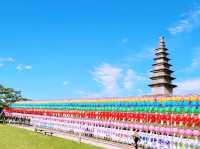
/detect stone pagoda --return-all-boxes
[149,36,177,95]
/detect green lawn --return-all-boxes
[0,125,103,149]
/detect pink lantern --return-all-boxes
[179,129,186,136]
[149,125,154,131]
[138,124,144,131]
[125,123,129,128]
[116,122,120,127]
[96,121,100,125]
[113,122,117,127]
[165,127,171,135]
[143,125,149,131]
[131,124,136,129]
[135,124,140,129]
[185,129,193,136]
[110,122,115,127]
[120,123,125,128]
[171,127,178,134]
[127,123,132,128]
[89,120,92,125]
[160,127,165,133]
[193,130,200,137]
[100,121,104,125]
[154,126,159,132]
[136,124,141,130]
[104,121,108,126]
[128,124,133,129]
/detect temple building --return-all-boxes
[149,36,177,95]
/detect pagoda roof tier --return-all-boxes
[154,56,170,61]
[151,69,174,73]
[155,47,168,51]
[150,75,175,80]
[155,51,169,56]
[152,62,172,67]
[148,83,177,88]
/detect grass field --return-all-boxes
[0,125,103,149]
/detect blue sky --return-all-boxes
[0,0,200,99]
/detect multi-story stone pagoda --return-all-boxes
[149,36,177,95]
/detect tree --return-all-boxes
[0,84,30,111]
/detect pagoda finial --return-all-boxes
[159,36,165,48]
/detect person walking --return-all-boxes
[133,132,140,149]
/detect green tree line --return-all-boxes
[0,84,29,111]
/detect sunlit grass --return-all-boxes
[0,125,103,149]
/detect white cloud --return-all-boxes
[136,89,145,95]
[63,81,69,86]
[179,47,200,72]
[123,69,145,91]
[191,49,200,69]
[7,57,15,62]
[124,46,154,63]
[123,69,134,91]
[168,6,200,34]
[0,64,4,67]
[0,57,14,69]
[175,78,200,94]
[16,64,32,71]
[75,63,146,98]
[0,57,15,62]
[92,63,122,96]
